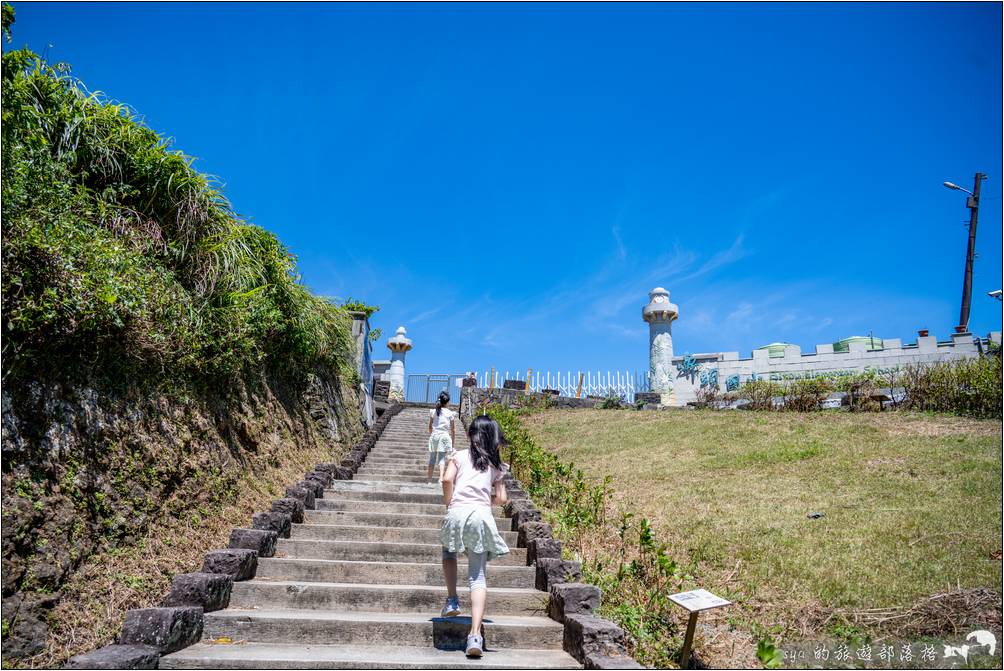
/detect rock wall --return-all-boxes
[0,367,362,660]
[459,387,601,423]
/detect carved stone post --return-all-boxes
[642,288,678,406]
[385,326,412,401]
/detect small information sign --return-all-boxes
[669,589,733,667]
[668,588,731,612]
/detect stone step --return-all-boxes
[319,489,446,505]
[161,642,580,669]
[276,539,525,565]
[354,474,439,484]
[308,498,503,517]
[305,510,510,530]
[368,447,438,457]
[290,523,518,545]
[201,608,563,650]
[228,580,546,615]
[328,481,441,496]
[255,558,534,589]
[358,461,430,470]
[361,455,430,464]
[356,466,436,477]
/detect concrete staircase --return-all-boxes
[161,407,580,669]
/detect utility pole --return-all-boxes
[958,172,986,332]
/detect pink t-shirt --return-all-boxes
[448,449,507,509]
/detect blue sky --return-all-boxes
[12,2,1002,375]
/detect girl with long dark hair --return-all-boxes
[439,415,510,658]
[427,391,456,481]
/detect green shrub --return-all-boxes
[740,379,782,410]
[1,18,358,385]
[596,392,623,409]
[782,378,833,412]
[901,356,1002,419]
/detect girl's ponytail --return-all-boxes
[435,390,450,417]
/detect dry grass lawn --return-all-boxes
[524,408,1002,641]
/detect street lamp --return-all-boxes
[989,290,1003,302]
[943,181,973,194]
[943,173,987,333]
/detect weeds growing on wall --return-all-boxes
[1,9,359,387]
[485,405,694,668]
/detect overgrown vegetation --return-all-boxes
[1,7,367,663]
[1,6,358,387]
[484,403,693,668]
[696,355,1002,419]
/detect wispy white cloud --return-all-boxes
[611,226,627,262]
[679,234,749,282]
[727,302,754,322]
[407,306,443,325]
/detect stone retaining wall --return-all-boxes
[64,404,404,669]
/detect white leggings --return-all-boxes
[442,549,488,590]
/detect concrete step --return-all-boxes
[290,523,518,545]
[276,539,525,565]
[359,461,430,470]
[319,488,444,506]
[201,608,563,650]
[306,510,510,530]
[254,558,534,589]
[354,474,440,484]
[329,480,441,494]
[161,642,580,669]
[363,456,429,464]
[228,580,546,615]
[356,466,435,477]
[307,498,503,517]
[368,448,436,457]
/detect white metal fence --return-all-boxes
[472,369,651,402]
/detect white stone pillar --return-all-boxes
[386,326,412,400]
[642,288,679,405]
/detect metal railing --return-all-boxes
[405,374,466,404]
[473,369,652,403]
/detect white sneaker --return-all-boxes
[441,596,461,617]
[466,633,484,658]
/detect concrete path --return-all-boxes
[161,407,580,669]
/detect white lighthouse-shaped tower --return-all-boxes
[385,326,412,400]
[642,287,679,405]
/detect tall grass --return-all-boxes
[1,19,356,385]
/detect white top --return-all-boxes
[448,449,507,509]
[429,407,455,434]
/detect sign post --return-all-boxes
[525,368,533,392]
[575,372,584,398]
[668,589,732,668]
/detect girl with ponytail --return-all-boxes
[426,390,456,481]
[439,415,510,658]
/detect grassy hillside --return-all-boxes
[525,408,1002,662]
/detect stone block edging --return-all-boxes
[63,403,403,669]
[461,412,645,669]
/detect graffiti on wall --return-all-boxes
[676,354,701,382]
